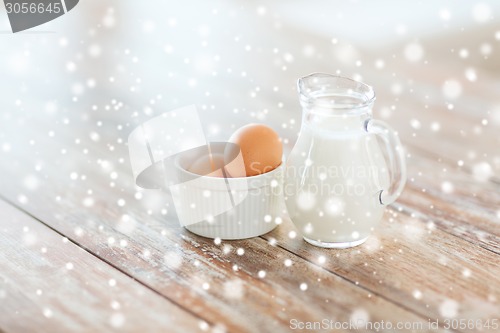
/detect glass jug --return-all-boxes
[284,73,406,248]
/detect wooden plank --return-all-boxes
[373,94,500,183]
[0,152,441,333]
[260,210,500,325]
[0,11,498,332]
[0,199,203,333]
[0,98,465,332]
[397,190,499,255]
[1,75,498,333]
[400,146,500,254]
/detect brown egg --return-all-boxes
[225,124,283,177]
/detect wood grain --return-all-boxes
[0,199,204,333]
[0,132,445,332]
[261,212,500,323]
[2,58,500,333]
[0,4,499,332]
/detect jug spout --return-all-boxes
[297,72,328,103]
[297,73,375,113]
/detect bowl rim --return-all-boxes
[175,156,284,179]
[173,153,284,191]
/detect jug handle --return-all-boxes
[365,119,407,205]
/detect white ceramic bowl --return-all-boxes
[171,143,284,240]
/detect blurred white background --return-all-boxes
[1,0,500,200]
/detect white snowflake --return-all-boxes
[441,181,454,194]
[472,162,493,182]
[439,299,459,318]
[442,79,462,99]
[350,308,370,328]
[223,279,243,299]
[404,42,424,62]
[472,3,491,23]
[439,8,451,21]
[464,68,477,82]
[17,194,28,205]
[23,175,39,191]
[109,313,125,328]
[324,197,345,216]
[43,308,53,318]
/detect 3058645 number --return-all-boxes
[5,2,61,14]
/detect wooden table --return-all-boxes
[1,2,499,332]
